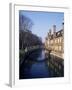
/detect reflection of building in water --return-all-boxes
[45,22,64,59]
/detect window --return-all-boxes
[59,37,62,43]
[59,46,61,51]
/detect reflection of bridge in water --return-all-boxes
[19,46,64,79]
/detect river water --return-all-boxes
[19,49,64,79]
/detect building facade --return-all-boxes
[45,22,64,59]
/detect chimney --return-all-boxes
[53,25,56,33]
[62,20,64,30]
[53,25,56,38]
[49,29,51,35]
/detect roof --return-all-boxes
[49,29,63,40]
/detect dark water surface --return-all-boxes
[19,49,64,79]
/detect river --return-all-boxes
[19,49,64,79]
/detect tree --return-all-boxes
[19,12,33,31]
[19,11,42,50]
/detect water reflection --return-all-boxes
[37,50,46,61]
[19,49,64,79]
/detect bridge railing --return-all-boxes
[20,45,44,54]
[19,45,44,65]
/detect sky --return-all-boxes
[19,10,64,42]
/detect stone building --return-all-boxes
[45,22,64,59]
